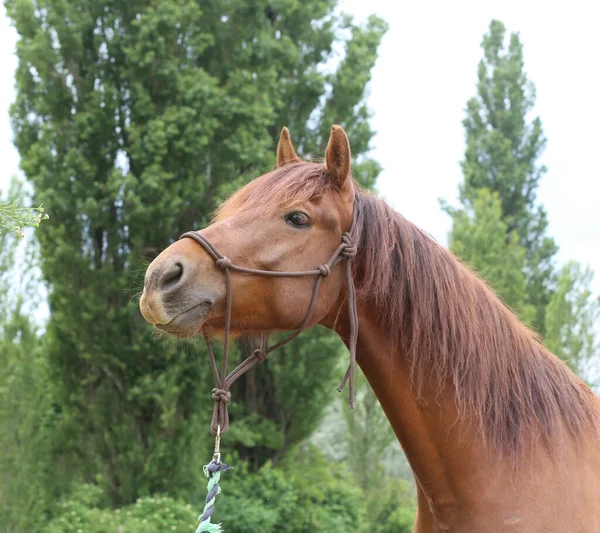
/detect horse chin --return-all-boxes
[154,300,213,338]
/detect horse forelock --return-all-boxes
[214,162,333,220]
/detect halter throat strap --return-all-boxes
[179,213,359,436]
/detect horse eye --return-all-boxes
[285,212,310,227]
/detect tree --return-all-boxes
[310,368,416,532]
[460,19,557,333]
[0,179,57,532]
[545,262,600,381]
[446,19,599,378]
[341,371,404,530]
[0,305,59,532]
[341,371,396,493]
[442,188,535,323]
[5,0,387,510]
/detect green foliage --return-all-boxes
[217,449,364,533]
[261,328,346,449]
[0,178,34,308]
[442,188,535,323]
[374,505,416,533]
[0,310,58,532]
[545,262,600,379]
[45,449,368,533]
[341,370,398,518]
[0,175,48,239]
[213,331,347,467]
[0,198,48,238]
[370,476,416,533]
[0,198,58,531]
[46,485,197,533]
[446,18,599,378]
[0,187,18,320]
[460,19,557,332]
[311,369,416,532]
[5,0,387,514]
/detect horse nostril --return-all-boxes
[159,262,184,292]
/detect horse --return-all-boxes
[140,125,600,532]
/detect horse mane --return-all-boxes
[353,188,598,455]
[217,161,598,455]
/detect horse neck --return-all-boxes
[346,298,600,528]
[349,307,491,507]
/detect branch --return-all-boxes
[0,200,49,239]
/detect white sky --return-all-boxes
[1,0,599,295]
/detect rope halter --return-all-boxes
[179,210,359,435]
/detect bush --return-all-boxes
[380,507,416,533]
[44,448,365,533]
[214,447,364,533]
[370,476,416,533]
[44,447,415,533]
[46,484,196,533]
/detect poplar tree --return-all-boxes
[6,0,386,506]
[545,262,600,380]
[459,19,557,332]
[445,19,599,378]
[443,188,535,322]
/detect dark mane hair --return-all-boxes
[218,161,598,455]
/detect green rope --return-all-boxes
[196,460,232,533]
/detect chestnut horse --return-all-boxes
[140,125,600,532]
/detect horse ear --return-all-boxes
[277,127,301,167]
[325,125,351,190]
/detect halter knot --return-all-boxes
[252,348,268,362]
[318,264,331,277]
[341,233,357,257]
[216,257,232,269]
[212,388,231,404]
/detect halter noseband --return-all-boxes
[179,211,359,436]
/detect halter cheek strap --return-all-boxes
[179,214,359,436]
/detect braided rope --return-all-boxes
[196,460,232,533]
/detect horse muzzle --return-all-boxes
[140,245,218,337]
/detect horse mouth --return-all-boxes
[155,300,214,338]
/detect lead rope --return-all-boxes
[180,216,358,532]
[196,425,231,533]
[336,233,359,407]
